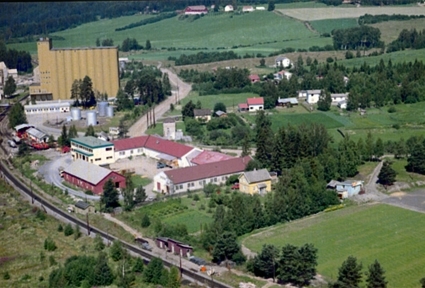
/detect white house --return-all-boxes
[331,93,349,104]
[153,156,252,194]
[338,100,347,109]
[274,70,292,81]
[255,6,266,10]
[242,6,254,12]
[275,56,291,68]
[224,5,234,12]
[247,97,264,111]
[305,90,322,104]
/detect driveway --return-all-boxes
[381,190,425,213]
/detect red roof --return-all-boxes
[249,74,260,81]
[112,136,149,152]
[164,156,252,184]
[191,150,234,165]
[247,97,264,105]
[238,103,248,109]
[145,135,194,158]
[185,5,208,12]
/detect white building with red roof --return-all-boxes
[154,156,252,194]
[190,150,234,166]
[247,97,264,111]
[185,5,208,15]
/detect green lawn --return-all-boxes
[244,204,425,287]
[163,210,213,234]
[309,18,359,34]
[131,175,152,187]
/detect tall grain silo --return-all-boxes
[70,108,81,121]
[98,101,108,117]
[86,111,97,126]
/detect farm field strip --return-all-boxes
[278,7,425,21]
[244,204,425,287]
[309,18,359,34]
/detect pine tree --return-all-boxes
[251,244,279,279]
[255,110,273,168]
[141,214,151,228]
[366,260,387,288]
[145,40,151,50]
[85,125,96,137]
[333,256,363,288]
[378,161,397,187]
[135,186,147,204]
[317,90,332,111]
[241,134,251,157]
[167,266,180,288]
[8,102,27,128]
[101,179,120,212]
[110,240,124,261]
[142,257,164,284]
[374,138,384,159]
[94,234,105,251]
[4,76,16,97]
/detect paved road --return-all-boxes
[128,67,192,137]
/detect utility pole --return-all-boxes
[86,213,90,236]
[153,104,156,127]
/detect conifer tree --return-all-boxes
[366,260,387,288]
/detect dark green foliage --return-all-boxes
[317,90,332,111]
[116,12,177,32]
[331,256,363,288]
[64,223,74,236]
[94,234,105,251]
[387,28,425,53]
[4,76,16,97]
[44,237,57,251]
[141,214,151,228]
[74,225,81,240]
[277,243,318,287]
[420,277,425,288]
[249,244,279,279]
[120,37,142,51]
[406,142,425,174]
[135,185,147,204]
[110,240,124,262]
[3,271,10,280]
[212,231,245,264]
[184,118,204,139]
[245,159,262,171]
[378,161,397,186]
[0,41,32,72]
[80,76,96,108]
[268,0,275,11]
[181,100,195,120]
[132,257,144,273]
[49,255,57,266]
[366,260,387,288]
[213,102,227,113]
[193,194,200,201]
[174,51,240,66]
[142,257,165,285]
[35,209,46,221]
[57,224,63,232]
[332,26,382,50]
[101,179,120,212]
[116,88,134,111]
[145,40,152,50]
[359,13,425,25]
[168,266,180,288]
[8,102,27,129]
[101,38,114,46]
[255,110,273,167]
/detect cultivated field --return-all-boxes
[309,18,358,34]
[278,6,425,21]
[371,18,425,44]
[243,203,425,287]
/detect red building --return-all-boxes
[155,237,193,258]
[184,5,208,15]
[63,159,126,195]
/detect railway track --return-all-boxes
[0,113,230,288]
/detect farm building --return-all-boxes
[156,237,193,258]
[327,180,364,198]
[277,97,298,107]
[247,97,264,111]
[63,159,126,194]
[298,90,321,104]
[224,5,234,12]
[26,127,49,143]
[189,150,234,166]
[24,101,71,114]
[249,74,260,83]
[153,156,252,194]
[238,103,249,112]
[275,56,291,68]
[239,169,272,195]
[184,5,208,15]
[242,6,254,12]
[194,109,212,122]
[113,136,148,160]
[215,110,227,117]
[331,93,349,104]
[73,201,95,215]
[71,136,115,166]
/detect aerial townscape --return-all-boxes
[2,0,425,287]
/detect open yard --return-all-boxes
[278,6,425,21]
[244,203,425,287]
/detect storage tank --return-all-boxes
[106,106,114,118]
[98,102,108,117]
[86,111,97,126]
[70,108,81,121]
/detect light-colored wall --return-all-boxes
[35,39,119,100]
[239,175,272,195]
[306,93,320,104]
[248,104,263,111]
[115,148,144,160]
[71,142,115,165]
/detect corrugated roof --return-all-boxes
[75,201,91,210]
[242,169,271,184]
[194,109,211,117]
[112,136,149,152]
[247,97,264,105]
[14,124,34,131]
[191,150,234,165]
[164,156,252,184]
[71,136,113,148]
[63,159,112,185]
[145,135,194,158]
[26,128,47,139]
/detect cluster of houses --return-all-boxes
[184,5,266,15]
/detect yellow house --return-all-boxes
[30,38,119,101]
[71,136,115,166]
[238,169,272,195]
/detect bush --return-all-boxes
[199,204,206,210]
[141,214,151,228]
[85,190,94,195]
[3,272,10,280]
[44,237,57,251]
[35,209,46,221]
[74,225,81,240]
[64,223,74,236]
[193,194,200,201]
[392,124,400,130]
[388,106,396,113]
[49,255,57,266]
[326,57,334,63]
[57,224,63,232]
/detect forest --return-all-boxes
[0,41,32,72]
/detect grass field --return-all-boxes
[309,18,358,34]
[278,6,425,21]
[244,204,425,287]
[371,18,425,44]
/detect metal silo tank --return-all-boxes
[106,106,114,118]
[98,101,108,117]
[70,108,81,121]
[86,111,97,126]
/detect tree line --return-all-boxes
[170,51,241,66]
[318,0,417,5]
[386,28,425,53]
[332,26,383,50]
[0,41,32,72]
[358,14,425,25]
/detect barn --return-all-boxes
[63,159,126,194]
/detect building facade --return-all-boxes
[30,38,119,101]
[71,136,115,165]
[239,169,272,195]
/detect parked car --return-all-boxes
[157,162,166,169]
[135,238,152,251]
[189,256,207,266]
[231,183,239,190]
[141,242,153,251]
[7,140,17,148]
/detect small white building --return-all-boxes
[255,6,266,10]
[306,90,322,104]
[224,5,234,12]
[331,93,348,104]
[338,100,347,109]
[274,70,292,81]
[246,97,264,111]
[24,101,71,115]
[275,56,291,68]
[242,6,254,12]
[26,127,49,143]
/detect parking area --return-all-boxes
[109,155,172,179]
[381,190,425,213]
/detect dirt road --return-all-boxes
[128,67,192,137]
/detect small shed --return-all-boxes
[74,201,95,214]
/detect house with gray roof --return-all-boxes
[239,168,272,195]
[62,159,126,194]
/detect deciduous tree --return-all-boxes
[8,102,27,128]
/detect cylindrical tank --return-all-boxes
[70,108,81,121]
[106,106,114,118]
[98,102,108,117]
[86,111,97,126]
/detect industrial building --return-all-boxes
[24,101,71,114]
[71,136,115,166]
[30,38,119,101]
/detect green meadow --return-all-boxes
[244,204,425,288]
[309,18,359,34]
